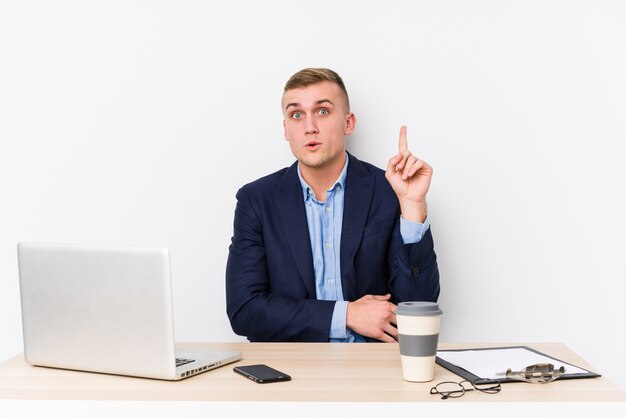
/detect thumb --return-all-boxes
[386,153,402,176]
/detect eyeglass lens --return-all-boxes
[430,379,501,399]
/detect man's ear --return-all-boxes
[283,119,289,141]
[344,113,356,135]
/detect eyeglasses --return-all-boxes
[430,379,502,399]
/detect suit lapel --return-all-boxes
[273,163,316,297]
[340,154,375,301]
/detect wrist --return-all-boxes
[400,200,427,223]
[346,302,353,329]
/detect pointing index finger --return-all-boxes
[399,125,408,153]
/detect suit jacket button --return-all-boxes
[412,267,420,277]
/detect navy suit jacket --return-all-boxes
[226,153,440,342]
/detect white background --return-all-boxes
[1,0,625,391]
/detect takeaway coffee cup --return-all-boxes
[395,301,442,382]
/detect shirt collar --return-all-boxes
[297,153,349,202]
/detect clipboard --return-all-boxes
[436,346,601,383]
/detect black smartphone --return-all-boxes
[233,364,291,383]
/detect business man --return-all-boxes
[226,68,439,342]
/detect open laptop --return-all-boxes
[17,242,241,380]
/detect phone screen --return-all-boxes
[233,364,291,383]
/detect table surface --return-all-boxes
[1,342,625,402]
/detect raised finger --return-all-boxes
[398,125,408,153]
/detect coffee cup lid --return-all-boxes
[395,301,442,316]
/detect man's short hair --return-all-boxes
[284,68,350,112]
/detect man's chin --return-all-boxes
[298,157,329,170]
[295,152,319,164]
[297,152,345,171]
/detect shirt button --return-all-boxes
[327,278,334,284]
[413,267,420,277]
[325,242,331,248]
[325,207,332,212]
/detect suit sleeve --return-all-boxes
[225,187,335,342]
[387,215,440,303]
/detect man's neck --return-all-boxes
[299,154,347,202]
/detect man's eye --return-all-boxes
[291,112,303,119]
[318,108,329,116]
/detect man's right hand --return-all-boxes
[346,294,398,343]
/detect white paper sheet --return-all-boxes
[437,347,589,380]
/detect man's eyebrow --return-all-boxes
[316,99,334,106]
[284,98,335,111]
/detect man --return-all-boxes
[226,68,439,342]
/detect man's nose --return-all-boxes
[304,117,319,135]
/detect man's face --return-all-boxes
[282,81,355,172]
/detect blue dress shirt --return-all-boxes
[297,154,430,342]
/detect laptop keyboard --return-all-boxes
[176,358,195,367]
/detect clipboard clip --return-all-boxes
[503,363,566,384]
